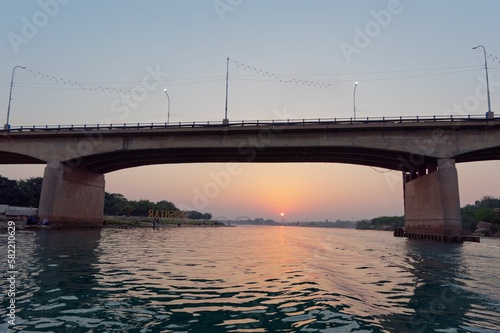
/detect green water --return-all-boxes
[1,226,499,332]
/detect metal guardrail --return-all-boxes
[1,114,497,133]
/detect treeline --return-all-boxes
[104,193,176,216]
[0,176,42,207]
[356,216,404,230]
[230,217,278,225]
[104,193,212,220]
[356,196,500,232]
[0,175,211,220]
[461,196,500,232]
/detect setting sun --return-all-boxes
[280,212,285,217]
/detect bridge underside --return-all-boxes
[37,153,470,241]
[73,147,435,174]
[454,146,500,163]
[2,149,471,238]
[0,151,45,164]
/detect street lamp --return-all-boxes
[353,81,358,120]
[5,65,26,130]
[224,57,229,124]
[472,45,492,116]
[163,88,170,125]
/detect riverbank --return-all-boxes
[103,216,228,228]
[0,216,229,230]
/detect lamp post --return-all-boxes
[224,57,229,124]
[472,45,492,115]
[353,81,358,120]
[163,88,170,125]
[5,65,26,130]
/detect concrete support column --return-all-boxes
[404,159,462,241]
[38,162,105,227]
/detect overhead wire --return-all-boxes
[274,65,481,77]
[19,67,147,95]
[229,58,482,86]
[324,68,479,82]
[1,59,492,95]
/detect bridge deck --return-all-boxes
[1,114,497,135]
[1,115,498,173]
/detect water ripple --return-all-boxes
[1,227,499,332]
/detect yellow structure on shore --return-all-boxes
[148,210,187,219]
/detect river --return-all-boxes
[1,226,499,333]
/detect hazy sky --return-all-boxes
[1,0,499,221]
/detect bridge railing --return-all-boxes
[1,114,496,133]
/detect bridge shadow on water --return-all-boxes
[380,240,497,333]
[13,229,102,333]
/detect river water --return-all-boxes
[1,226,499,333]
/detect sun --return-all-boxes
[280,212,285,217]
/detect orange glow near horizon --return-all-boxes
[2,161,499,221]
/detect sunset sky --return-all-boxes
[1,1,499,221]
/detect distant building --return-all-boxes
[0,205,38,221]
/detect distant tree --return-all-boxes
[0,175,28,206]
[461,204,479,232]
[105,194,182,216]
[475,207,497,223]
[355,219,372,230]
[355,216,403,230]
[187,210,212,220]
[253,218,264,225]
[331,220,356,228]
[129,199,154,216]
[476,196,500,209]
[371,216,404,228]
[187,210,202,219]
[155,200,178,212]
[18,177,43,207]
[104,192,131,215]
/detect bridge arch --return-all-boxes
[65,146,437,174]
[0,151,45,165]
[454,146,500,163]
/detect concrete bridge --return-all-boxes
[1,115,499,241]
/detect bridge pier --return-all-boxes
[403,159,466,242]
[38,162,105,227]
